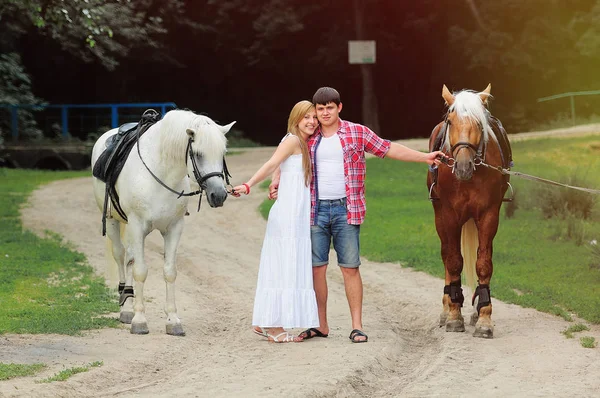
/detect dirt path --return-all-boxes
[2,127,600,398]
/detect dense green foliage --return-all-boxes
[3,1,600,143]
[0,53,44,139]
[0,0,192,69]
[0,169,119,335]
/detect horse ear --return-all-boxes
[442,84,455,106]
[186,128,196,140]
[219,121,236,135]
[480,83,492,105]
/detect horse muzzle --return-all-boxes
[454,160,474,181]
[453,147,475,181]
[206,188,227,208]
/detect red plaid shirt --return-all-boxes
[308,119,391,225]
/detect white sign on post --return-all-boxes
[348,40,376,64]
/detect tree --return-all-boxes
[444,0,598,130]
[0,0,194,139]
[0,0,195,69]
[0,53,44,139]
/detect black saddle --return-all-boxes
[92,110,161,235]
[92,122,140,184]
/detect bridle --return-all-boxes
[440,118,487,170]
[136,110,232,211]
[428,116,492,201]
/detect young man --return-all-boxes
[270,87,445,343]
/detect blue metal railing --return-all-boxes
[0,102,177,140]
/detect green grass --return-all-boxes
[562,323,590,339]
[258,179,273,218]
[258,135,600,324]
[0,169,119,335]
[0,363,47,381]
[38,361,103,383]
[580,336,596,348]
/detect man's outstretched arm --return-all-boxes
[385,143,445,166]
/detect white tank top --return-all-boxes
[316,134,346,199]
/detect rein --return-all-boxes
[136,114,233,211]
[430,116,600,199]
[478,161,600,195]
[437,155,600,195]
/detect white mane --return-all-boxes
[444,90,496,150]
[158,109,227,163]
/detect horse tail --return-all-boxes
[105,235,119,287]
[104,222,127,288]
[461,218,479,291]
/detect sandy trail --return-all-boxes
[2,127,600,398]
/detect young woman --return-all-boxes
[232,100,319,343]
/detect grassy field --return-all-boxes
[260,135,600,324]
[0,169,119,336]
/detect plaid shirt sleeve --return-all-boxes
[362,126,391,158]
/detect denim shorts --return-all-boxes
[311,198,361,268]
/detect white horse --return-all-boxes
[91,109,235,335]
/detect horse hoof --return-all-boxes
[445,320,465,332]
[130,323,149,335]
[473,326,493,339]
[439,313,448,327]
[166,324,186,336]
[469,312,479,326]
[120,312,134,324]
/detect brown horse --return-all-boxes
[427,84,512,338]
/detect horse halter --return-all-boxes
[185,137,233,210]
[444,118,486,168]
[135,115,232,211]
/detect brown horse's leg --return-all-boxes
[472,211,500,338]
[437,218,465,332]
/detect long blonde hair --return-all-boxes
[286,100,314,186]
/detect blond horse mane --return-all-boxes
[442,90,497,151]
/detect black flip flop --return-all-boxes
[349,329,368,343]
[299,327,328,339]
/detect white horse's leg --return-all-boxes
[162,217,185,336]
[106,219,134,324]
[127,219,151,334]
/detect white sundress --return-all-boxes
[252,134,319,329]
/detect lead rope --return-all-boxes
[436,155,600,195]
[477,162,600,195]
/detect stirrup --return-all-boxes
[502,182,514,202]
[428,182,439,201]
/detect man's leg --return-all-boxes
[312,264,329,335]
[340,267,364,338]
[331,199,366,341]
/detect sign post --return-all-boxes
[348,40,379,133]
[348,40,376,64]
